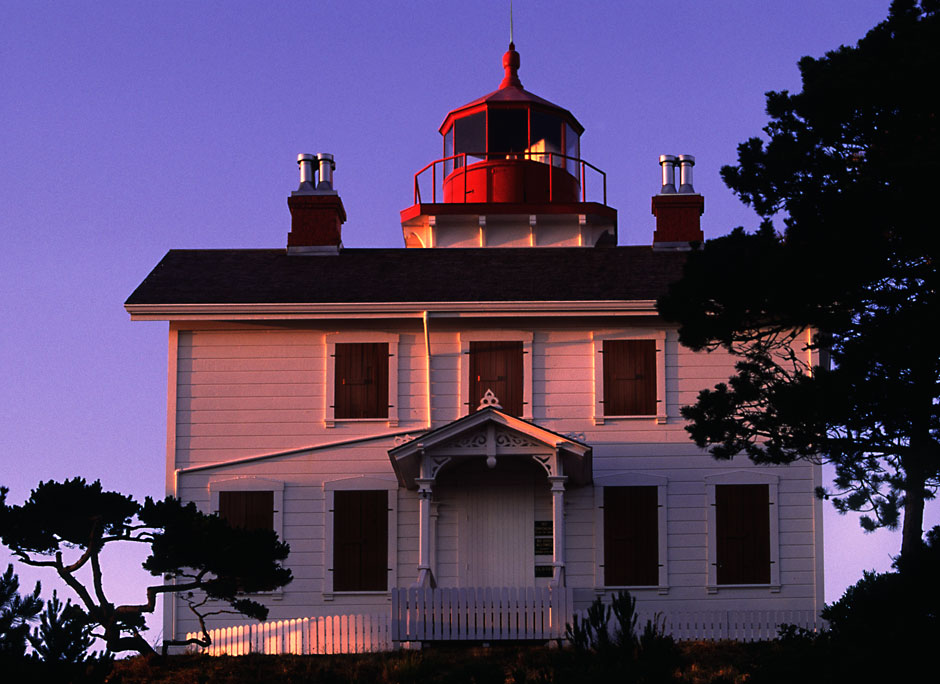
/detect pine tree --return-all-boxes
[28,590,96,663]
[0,563,42,657]
[0,480,292,656]
[658,0,940,568]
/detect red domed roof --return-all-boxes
[439,44,584,135]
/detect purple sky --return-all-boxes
[2,1,932,643]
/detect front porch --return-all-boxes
[388,400,593,591]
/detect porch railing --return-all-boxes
[392,586,572,642]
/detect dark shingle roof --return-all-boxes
[125,247,686,305]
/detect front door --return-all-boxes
[457,481,534,587]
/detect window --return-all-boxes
[454,111,486,164]
[705,472,780,592]
[603,486,659,586]
[488,108,528,158]
[715,484,771,585]
[323,477,398,598]
[593,332,666,424]
[460,331,532,420]
[334,342,388,419]
[564,122,579,176]
[529,110,563,167]
[603,340,655,416]
[594,473,668,591]
[332,490,388,592]
[325,334,398,427]
[208,477,285,597]
[469,341,523,416]
[219,490,273,530]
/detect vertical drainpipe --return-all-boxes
[170,469,180,643]
[423,311,432,428]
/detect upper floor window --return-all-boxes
[460,331,533,420]
[593,331,666,425]
[469,341,523,417]
[326,334,399,427]
[334,342,389,419]
[603,340,656,416]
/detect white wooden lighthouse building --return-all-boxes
[127,43,824,648]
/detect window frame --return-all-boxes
[459,331,533,420]
[593,473,669,594]
[325,333,399,427]
[323,476,398,600]
[208,477,285,598]
[705,471,781,593]
[593,331,666,425]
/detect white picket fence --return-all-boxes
[186,598,825,655]
[656,609,826,642]
[186,613,392,655]
[392,586,572,642]
[568,608,826,643]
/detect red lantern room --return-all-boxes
[401,43,617,249]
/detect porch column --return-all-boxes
[548,475,568,587]
[414,477,435,588]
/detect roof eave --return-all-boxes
[125,299,662,321]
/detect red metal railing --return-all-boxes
[412,152,607,206]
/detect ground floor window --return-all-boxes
[332,490,388,591]
[603,486,659,586]
[218,490,274,531]
[715,484,771,585]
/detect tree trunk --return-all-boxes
[900,482,925,567]
[899,442,928,571]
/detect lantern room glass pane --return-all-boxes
[488,108,528,158]
[565,123,580,176]
[529,110,563,167]
[444,126,454,176]
[454,112,485,166]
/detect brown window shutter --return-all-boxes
[715,484,771,584]
[219,491,274,531]
[334,343,389,419]
[469,341,523,416]
[333,490,388,591]
[603,486,658,586]
[603,340,656,416]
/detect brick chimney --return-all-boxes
[287,153,346,255]
[651,154,704,249]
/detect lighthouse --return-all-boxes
[125,35,826,653]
